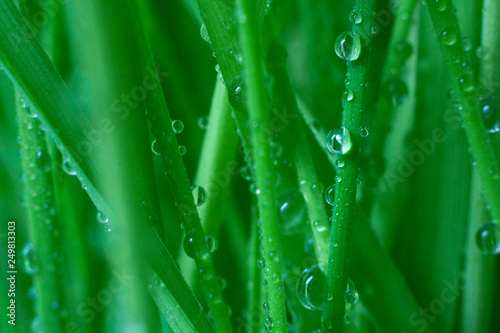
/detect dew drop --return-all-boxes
[476,222,500,255]
[263,301,270,312]
[62,157,77,176]
[296,265,327,310]
[191,185,207,206]
[326,127,352,155]
[96,211,108,224]
[183,232,197,259]
[151,140,160,156]
[336,159,345,168]
[277,189,307,235]
[334,32,361,61]
[480,96,500,133]
[200,24,211,44]
[384,78,408,106]
[21,242,37,275]
[441,29,457,46]
[459,76,474,92]
[349,11,363,24]
[435,0,447,11]
[325,184,336,206]
[205,235,218,253]
[258,257,266,269]
[240,165,253,181]
[343,89,354,102]
[171,120,184,134]
[360,126,369,138]
[198,116,209,130]
[370,25,379,36]
[345,288,359,304]
[179,145,187,156]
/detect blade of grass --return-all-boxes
[322,0,376,331]
[0,2,216,331]
[236,0,287,331]
[424,0,500,224]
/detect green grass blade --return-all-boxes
[236,0,287,331]
[322,0,376,331]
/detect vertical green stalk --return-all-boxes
[461,0,499,330]
[16,92,63,332]
[236,0,287,331]
[425,0,500,224]
[247,202,263,333]
[322,0,376,331]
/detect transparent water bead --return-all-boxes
[343,89,354,102]
[96,211,108,224]
[277,189,307,235]
[62,157,77,176]
[476,222,500,255]
[481,96,500,133]
[198,116,209,130]
[335,32,361,61]
[441,29,457,46]
[326,127,352,155]
[360,126,369,138]
[385,78,408,106]
[184,233,217,258]
[179,145,187,156]
[297,265,327,310]
[258,257,266,269]
[200,24,211,44]
[349,11,363,24]
[205,235,219,253]
[151,140,160,156]
[325,184,336,206]
[21,242,37,275]
[345,288,359,304]
[171,120,184,134]
[191,185,207,206]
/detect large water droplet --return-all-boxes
[345,288,359,304]
[325,184,336,205]
[334,32,361,61]
[21,242,37,275]
[326,127,352,155]
[191,185,207,206]
[481,96,500,133]
[171,120,184,134]
[205,235,218,253]
[277,189,307,235]
[349,11,363,24]
[258,257,266,269]
[476,222,500,255]
[441,29,457,46]
[184,232,197,258]
[384,78,408,106]
[200,24,211,44]
[151,140,160,156]
[296,265,327,310]
[96,211,108,224]
[62,157,77,176]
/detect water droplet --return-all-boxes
[179,145,187,156]
[240,165,253,181]
[334,32,361,61]
[326,127,352,155]
[325,184,336,205]
[336,159,345,168]
[476,222,500,255]
[344,315,351,324]
[384,78,408,106]
[191,185,207,206]
[258,257,266,269]
[343,89,354,102]
[277,189,307,235]
[151,140,160,156]
[360,126,369,138]
[481,96,500,133]
[227,77,246,111]
[200,24,211,44]
[370,25,378,35]
[263,301,270,312]
[349,11,363,24]
[296,265,327,310]
[435,0,447,11]
[271,141,283,158]
[217,276,226,290]
[313,220,328,233]
[96,211,108,224]
[62,157,77,176]
[459,76,474,92]
[198,116,209,130]
[441,29,457,46]
[21,242,37,275]
[171,120,184,134]
[322,318,333,329]
[184,232,197,258]
[335,175,342,183]
[205,235,218,253]
[345,288,359,304]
